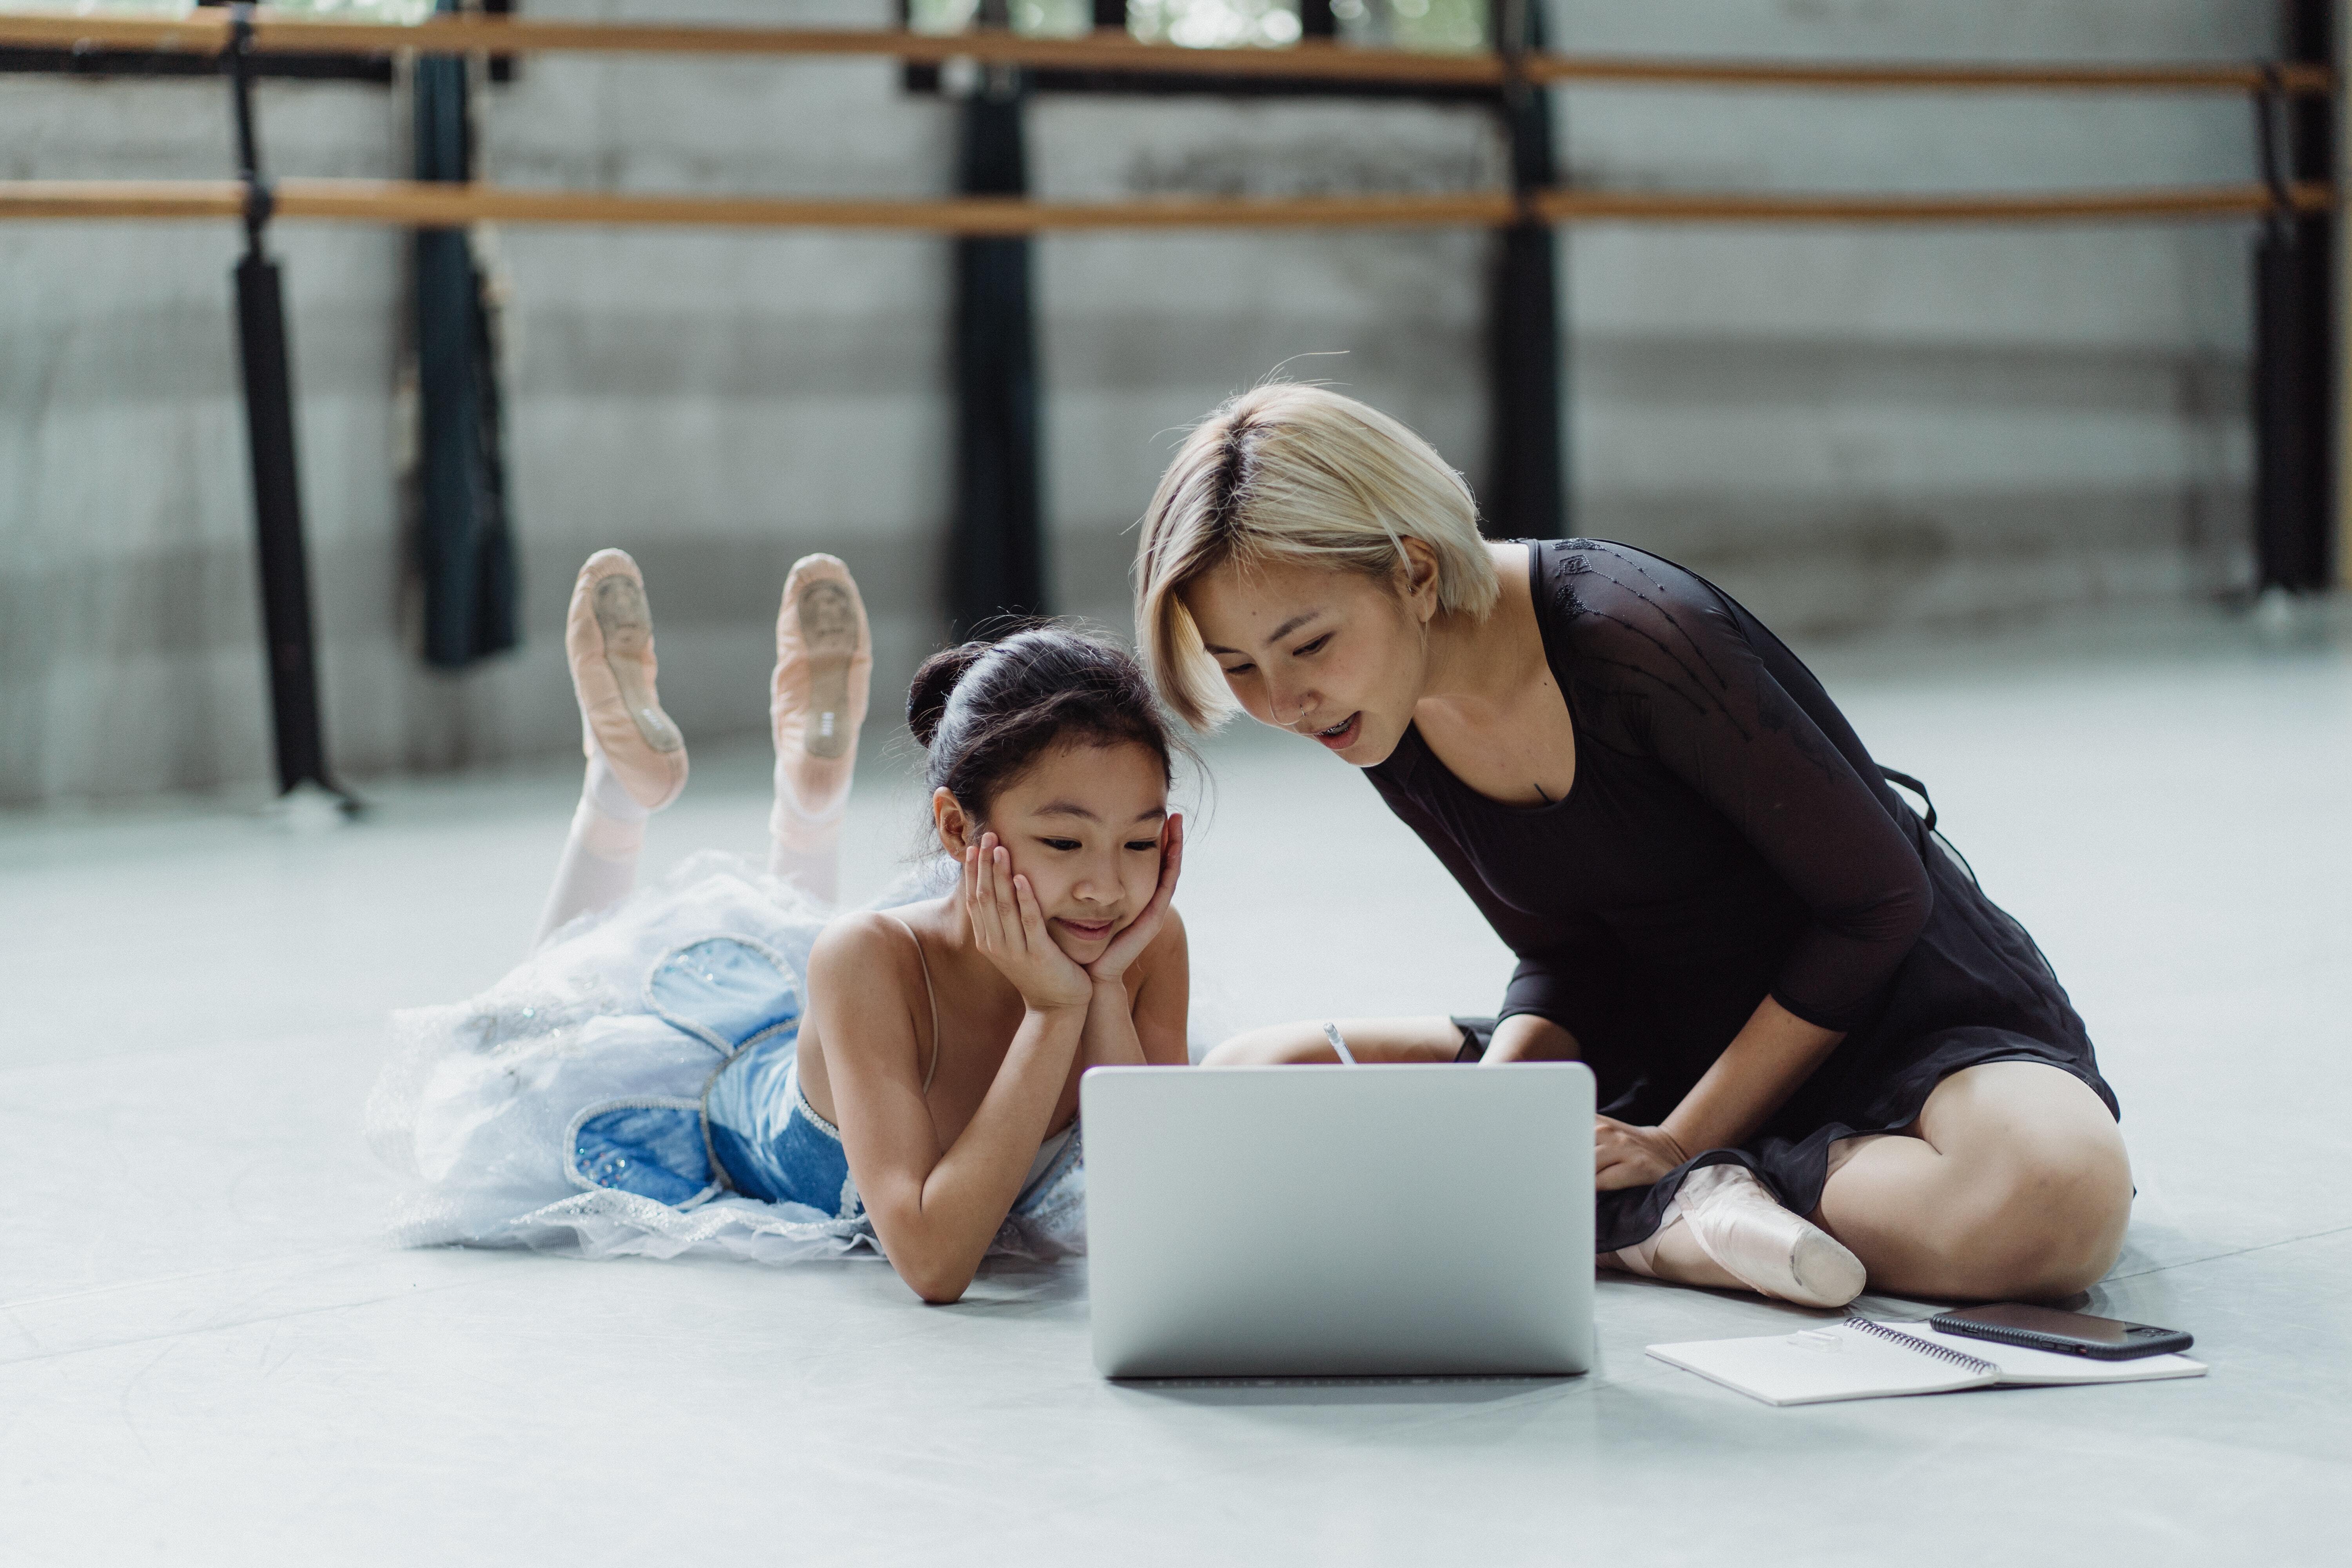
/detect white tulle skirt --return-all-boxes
[367,851,1086,1266]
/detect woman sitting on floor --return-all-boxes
[1131,382,2132,1310]
[372,551,1188,1304]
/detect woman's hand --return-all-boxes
[1594,1116,1691,1192]
[964,833,1093,1014]
[1085,814,1183,987]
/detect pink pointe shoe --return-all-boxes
[1674,1163,1867,1310]
[565,549,687,812]
[770,553,872,835]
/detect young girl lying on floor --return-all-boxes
[372,551,1188,1303]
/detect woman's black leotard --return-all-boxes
[1367,539,2117,1252]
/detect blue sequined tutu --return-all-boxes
[368,851,1085,1265]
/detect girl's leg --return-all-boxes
[534,550,690,947]
[534,753,652,946]
[1813,1060,2131,1301]
[767,554,872,906]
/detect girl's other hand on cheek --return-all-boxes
[1086,814,1182,986]
[964,833,1093,1014]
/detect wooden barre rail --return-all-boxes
[0,178,2331,231]
[0,11,2332,95]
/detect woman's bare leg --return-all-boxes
[1207,1022,2131,1304]
[1205,1016,1466,1066]
[1610,1065,2125,1303]
[1813,1060,2131,1301]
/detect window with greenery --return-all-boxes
[11,0,436,18]
[2,0,440,80]
[907,0,1488,54]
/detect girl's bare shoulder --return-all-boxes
[809,905,931,987]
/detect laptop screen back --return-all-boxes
[1083,1063,1595,1378]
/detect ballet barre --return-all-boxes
[4,4,2335,811]
[0,11,2332,96]
[0,179,2332,230]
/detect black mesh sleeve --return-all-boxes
[1561,548,1931,1031]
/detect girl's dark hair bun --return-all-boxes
[907,641,990,749]
[907,622,1187,820]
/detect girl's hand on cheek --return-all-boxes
[964,833,1093,1014]
[1085,813,1182,986]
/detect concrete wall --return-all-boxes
[0,0,2280,804]
[1033,92,1500,621]
[1553,0,2273,630]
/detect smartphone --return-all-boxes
[1930,1302,2193,1360]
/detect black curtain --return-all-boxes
[949,55,1045,637]
[413,0,517,669]
[2252,0,2336,592]
[1486,0,1564,539]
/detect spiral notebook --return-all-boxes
[1647,1316,2207,1406]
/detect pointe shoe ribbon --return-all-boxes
[1674,1162,1867,1310]
[566,548,688,813]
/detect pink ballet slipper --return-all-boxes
[1673,1163,1866,1309]
[769,554,871,829]
[564,549,687,813]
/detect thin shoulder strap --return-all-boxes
[884,913,943,1093]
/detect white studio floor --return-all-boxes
[4,606,2348,1566]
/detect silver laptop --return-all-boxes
[1082,1063,1595,1379]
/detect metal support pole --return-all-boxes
[225,4,356,809]
[2252,8,2336,593]
[947,0,1044,635]
[2339,0,2352,591]
[1486,0,1564,538]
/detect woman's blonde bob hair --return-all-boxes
[1133,383,1499,730]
